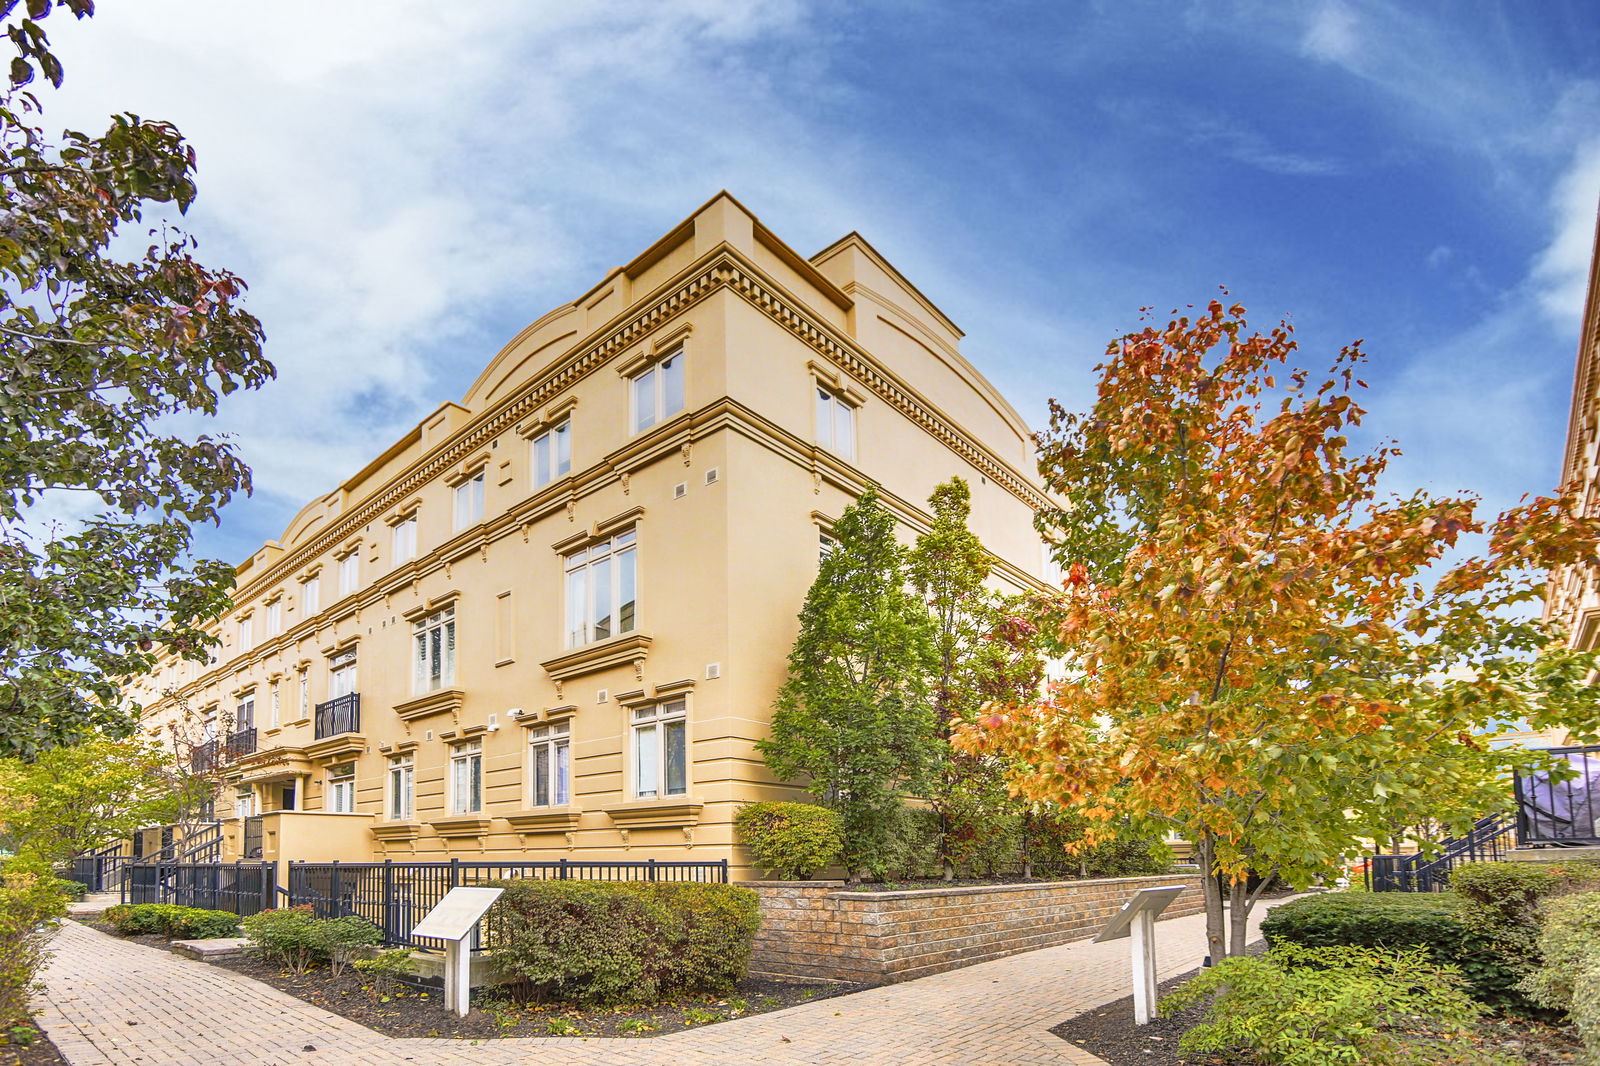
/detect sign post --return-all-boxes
[1092,885,1187,1026]
[410,886,503,1017]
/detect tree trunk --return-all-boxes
[1198,831,1226,966]
[942,857,955,881]
[1227,878,1249,956]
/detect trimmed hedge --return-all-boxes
[1452,860,1600,975]
[735,802,843,880]
[1261,892,1525,1011]
[103,903,240,939]
[484,879,761,1006]
[1522,891,1600,1056]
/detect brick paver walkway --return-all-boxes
[36,900,1288,1066]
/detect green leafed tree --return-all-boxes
[0,1,271,757]
[759,488,938,880]
[907,476,1041,879]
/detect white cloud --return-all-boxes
[1531,138,1600,328]
[1301,0,1360,64]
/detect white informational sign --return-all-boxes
[1092,885,1188,1026]
[411,886,503,1016]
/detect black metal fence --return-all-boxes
[1367,814,1516,892]
[287,858,730,949]
[122,861,278,917]
[1515,745,1600,845]
[190,728,258,773]
[314,693,361,740]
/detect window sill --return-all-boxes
[602,799,701,830]
[429,815,492,838]
[504,807,583,832]
[540,633,653,683]
[304,733,366,761]
[395,688,464,721]
[370,821,421,842]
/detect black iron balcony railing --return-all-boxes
[1516,744,1600,845]
[188,727,257,774]
[314,693,361,740]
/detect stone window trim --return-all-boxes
[444,453,492,488]
[384,498,423,526]
[516,396,580,440]
[613,323,692,379]
[402,591,461,623]
[806,360,868,407]
[550,506,646,555]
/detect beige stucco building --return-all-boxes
[127,193,1054,879]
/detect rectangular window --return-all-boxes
[531,420,572,487]
[329,648,357,698]
[269,681,281,729]
[238,616,254,652]
[265,600,281,637]
[297,669,309,718]
[387,754,414,820]
[413,607,456,693]
[301,576,320,616]
[454,472,485,530]
[631,699,687,799]
[529,721,571,807]
[235,696,255,731]
[815,386,856,460]
[327,763,356,814]
[392,517,418,563]
[235,786,257,820]
[631,350,685,433]
[563,531,636,647]
[819,532,837,563]
[339,553,359,596]
[450,740,482,814]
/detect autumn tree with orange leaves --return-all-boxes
[960,298,1600,962]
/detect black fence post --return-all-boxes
[383,860,395,943]
[719,859,728,884]
[648,859,658,882]
[450,857,460,889]
[330,860,342,918]
[559,859,569,881]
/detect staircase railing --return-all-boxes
[1368,814,1517,892]
[176,822,223,864]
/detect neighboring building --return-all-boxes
[126,193,1054,879]
[1545,195,1600,750]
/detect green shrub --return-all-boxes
[0,854,68,1032]
[318,915,381,976]
[354,948,417,992]
[1451,860,1600,976]
[1162,943,1494,1066]
[1261,892,1524,1011]
[1521,890,1600,1056]
[242,906,326,973]
[54,878,87,901]
[1026,812,1174,880]
[735,802,844,880]
[484,879,761,1006]
[171,908,241,939]
[885,805,943,879]
[107,903,188,936]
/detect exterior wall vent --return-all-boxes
[597,689,609,703]
[487,713,499,731]
[673,482,688,499]
[423,729,433,742]
[706,663,721,679]
[704,468,720,485]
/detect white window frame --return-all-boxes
[815,385,857,460]
[413,607,457,694]
[269,680,281,729]
[237,616,254,653]
[531,420,572,488]
[563,531,637,648]
[630,698,688,800]
[265,599,282,638]
[387,753,414,821]
[235,695,255,731]
[327,763,356,814]
[450,739,483,815]
[235,786,257,820]
[453,472,485,530]
[528,721,571,807]
[338,552,360,597]
[392,516,418,564]
[297,668,309,719]
[329,648,358,699]
[630,349,685,433]
[301,575,320,616]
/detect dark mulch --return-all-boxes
[201,951,868,1039]
[1052,957,1584,1066]
[0,1025,70,1066]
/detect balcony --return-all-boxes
[189,727,258,774]
[314,693,361,740]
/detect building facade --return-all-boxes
[127,193,1054,878]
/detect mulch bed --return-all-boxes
[88,921,868,1039]
[0,1026,69,1066]
[1052,959,1585,1065]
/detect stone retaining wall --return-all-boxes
[744,873,1206,984]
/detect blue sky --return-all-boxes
[36,0,1600,565]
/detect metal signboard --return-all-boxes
[410,886,503,941]
[1092,885,1189,1026]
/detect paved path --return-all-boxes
[36,901,1286,1066]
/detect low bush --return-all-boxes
[54,878,87,901]
[0,854,69,1033]
[318,915,382,976]
[734,802,843,880]
[1026,812,1174,880]
[354,948,417,992]
[1261,892,1524,1011]
[1521,890,1600,1057]
[485,879,761,1006]
[1451,860,1600,976]
[242,906,323,973]
[104,903,239,940]
[1162,942,1495,1066]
